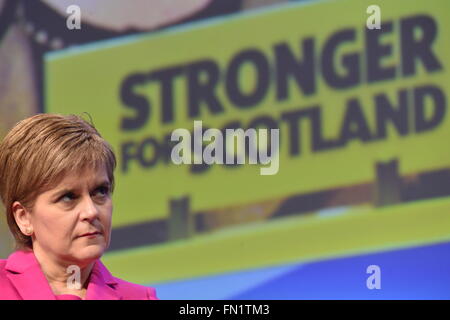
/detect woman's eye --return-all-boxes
[94,186,109,197]
[60,192,76,202]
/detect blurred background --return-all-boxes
[1,0,450,299]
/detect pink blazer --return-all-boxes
[0,250,158,300]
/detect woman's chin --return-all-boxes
[73,244,106,264]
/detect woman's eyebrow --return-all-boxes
[51,180,110,196]
[50,179,79,192]
[90,181,111,192]
[94,180,110,188]
[51,188,76,200]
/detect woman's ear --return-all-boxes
[12,201,33,236]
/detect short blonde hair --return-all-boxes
[0,113,116,250]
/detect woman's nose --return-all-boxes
[80,196,100,221]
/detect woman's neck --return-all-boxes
[32,245,95,299]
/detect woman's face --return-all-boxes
[28,165,113,267]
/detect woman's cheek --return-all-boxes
[104,203,113,240]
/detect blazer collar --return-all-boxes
[5,250,56,300]
[5,250,122,300]
[85,259,122,300]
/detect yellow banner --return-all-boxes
[45,0,450,227]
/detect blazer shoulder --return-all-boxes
[113,277,158,300]
[0,259,21,300]
[0,259,8,279]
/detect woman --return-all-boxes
[0,113,158,300]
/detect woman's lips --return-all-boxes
[79,231,102,238]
